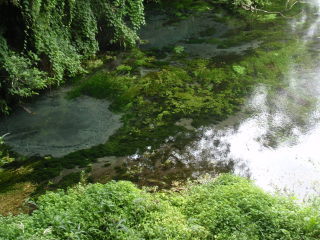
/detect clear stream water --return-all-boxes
[137,1,320,199]
[1,1,320,199]
[0,89,122,157]
[174,0,320,200]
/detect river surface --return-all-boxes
[168,1,320,200]
[1,1,320,200]
[137,1,320,200]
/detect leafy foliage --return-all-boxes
[0,0,145,113]
[0,174,319,239]
[152,0,270,15]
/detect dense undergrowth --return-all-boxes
[0,174,319,240]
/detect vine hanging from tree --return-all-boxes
[0,0,145,114]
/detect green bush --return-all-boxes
[0,0,145,113]
[0,174,319,239]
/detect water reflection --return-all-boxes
[186,84,320,199]
[183,1,320,199]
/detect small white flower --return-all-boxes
[43,227,53,235]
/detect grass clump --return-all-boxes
[0,174,319,239]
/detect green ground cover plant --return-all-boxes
[0,174,319,240]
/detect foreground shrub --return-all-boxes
[0,174,319,239]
